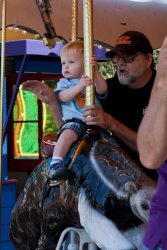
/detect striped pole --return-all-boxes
[71,0,78,41]
[83,0,94,106]
[0,0,7,230]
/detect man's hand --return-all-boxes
[22,80,57,105]
[83,105,109,129]
[22,80,63,128]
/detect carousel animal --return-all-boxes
[9,128,156,250]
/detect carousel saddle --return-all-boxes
[40,128,101,169]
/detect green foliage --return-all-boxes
[43,104,59,135]
[153,49,160,68]
[98,61,116,79]
[42,80,60,135]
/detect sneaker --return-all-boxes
[48,162,69,180]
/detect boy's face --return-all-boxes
[61,51,84,79]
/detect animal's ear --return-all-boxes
[125,182,137,194]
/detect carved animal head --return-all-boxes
[129,185,156,223]
[90,140,156,224]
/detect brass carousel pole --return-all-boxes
[71,0,78,41]
[83,0,94,106]
[0,0,7,228]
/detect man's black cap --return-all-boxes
[106,31,153,57]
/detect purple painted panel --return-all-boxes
[0,40,110,61]
[2,39,64,57]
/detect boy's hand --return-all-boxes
[91,54,98,70]
[79,75,92,90]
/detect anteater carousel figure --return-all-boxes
[9,126,156,250]
[9,1,156,250]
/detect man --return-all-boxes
[22,30,157,180]
[137,37,167,250]
[84,30,157,180]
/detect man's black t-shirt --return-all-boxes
[100,69,158,180]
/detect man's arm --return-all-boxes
[137,37,167,169]
[84,105,137,152]
[22,80,64,128]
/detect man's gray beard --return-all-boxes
[117,67,146,86]
[118,74,137,86]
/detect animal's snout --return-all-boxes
[130,189,153,223]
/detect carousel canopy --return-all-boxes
[0,0,167,49]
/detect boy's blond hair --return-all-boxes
[60,40,84,58]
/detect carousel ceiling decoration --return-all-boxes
[0,0,167,49]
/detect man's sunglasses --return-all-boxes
[112,52,143,64]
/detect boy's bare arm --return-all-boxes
[94,70,108,95]
[59,76,91,102]
[91,55,107,95]
[59,84,83,102]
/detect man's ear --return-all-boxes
[147,53,153,67]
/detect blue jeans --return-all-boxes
[60,120,87,138]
